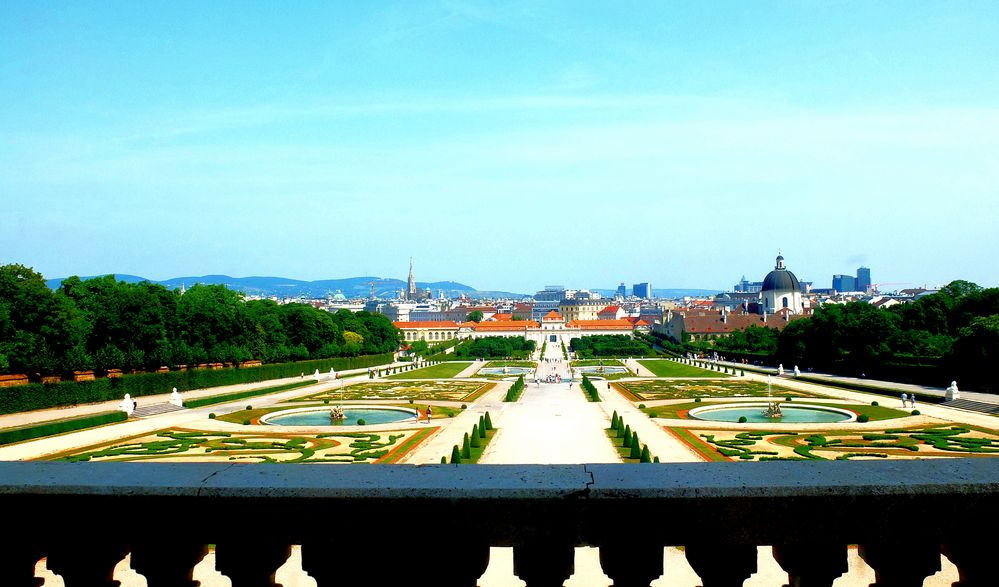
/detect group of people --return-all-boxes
[536,373,563,385]
[901,393,917,408]
[415,405,432,423]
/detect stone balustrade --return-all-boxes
[0,459,995,586]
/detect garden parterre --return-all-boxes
[47,427,436,464]
[614,379,823,401]
[289,380,491,402]
[669,424,999,462]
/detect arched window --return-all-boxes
[783,297,789,309]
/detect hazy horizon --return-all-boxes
[3,2,998,292]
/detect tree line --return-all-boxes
[686,280,999,391]
[0,264,401,376]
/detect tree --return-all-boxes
[466,310,484,323]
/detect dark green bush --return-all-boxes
[738,416,748,423]
[785,396,793,401]
[245,405,252,411]
[242,419,250,425]
[0,353,394,415]
[484,412,493,430]
[0,411,127,446]
[653,456,660,463]
[611,411,619,429]
[478,420,487,438]
[912,410,921,416]
[461,403,467,409]
[623,425,632,446]
[208,413,216,419]
[638,404,646,409]
[640,445,651,463]
[357,418,366,425]
[858,414,870,423]
[440,456,447,464]
[629,433,641,459]
[694,397,702,403]
[872,401,879,406]
[450,445,461,464]
[470,425,481,448]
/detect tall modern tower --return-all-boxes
[857,267,872,293]
[633,282,651,299]
[407,257,416,300]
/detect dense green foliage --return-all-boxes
[0,353,391,415]
[0,411,127,446]
[580,375,601,401]
[0,265,401,376]
[505,375,525,402]
[713,325,781,355]
[570,335,654,358]
[456,337,536,359]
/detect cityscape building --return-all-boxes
[833,274,857,292]
[633,282,651,299]
[857,267,872,293]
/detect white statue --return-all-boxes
[120,393,135,415]
[169,387,183,407]
[778,364,785,376]
[329,368,336,380]
[946,381,960,401]
[313,369,320,379]
[793,365,801,377]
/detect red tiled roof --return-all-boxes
[599,305,622,313]
[393,321,460,329]
[681,312,804,334]
[490,313,513,321]
[471,321,540,331]
[566,319,637,330]
[542,310,564,321]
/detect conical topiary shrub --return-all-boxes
[470,425,481,448]
[630,433,641,459]
[622,425,632,447]
[462,433,471,459]
[441,456,447,464]
[450,445,461,464]
[616,417,625,435]
[479,420,487,438]
[640,445,651,463]
[484,412,493,430]
[611,411,619,429]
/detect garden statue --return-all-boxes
[329,368,336,380]
[793,365,801,377]
[946,381,961,401]
[778,364,784,376]
[329,406,345,421]
[169,387,183,407]
[120,393,135,415]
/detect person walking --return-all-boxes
[911,394,917,409]
[901,393,907,407]
[426,405,432,423]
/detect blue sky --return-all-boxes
[2,1,998,293]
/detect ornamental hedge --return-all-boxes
[0,353,392,415]
[0,411,127,446]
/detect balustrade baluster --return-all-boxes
[941,542,989,587]
[858,542,940,587]
[772,543,848,587]
[514,539,575,587]
[0,540,45,587]
[215,541,290,587]
[130,540,208,587]
[685,544,757,587]
[599,541,663,587]
[47,540,128,587]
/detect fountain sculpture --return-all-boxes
[762,376,783,419]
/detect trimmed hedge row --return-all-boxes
[0,411,127,446]
[0,353,393,415]
[504,375,526,402]
[184,380,317,409]
[581,375,601,402]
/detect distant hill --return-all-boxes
[46,274,528,300]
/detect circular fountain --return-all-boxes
[577,366,628,375]
[261,406,418,427]
[687,403,856,424]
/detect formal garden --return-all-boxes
[612,379,824,401]
[47,427,436,464]
[289,380,494,402]
[640,400,910,422]
[637,359,727,378]
[668,424,999,462]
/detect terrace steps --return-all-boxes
[131,402,186,418]
[940,398,999,415]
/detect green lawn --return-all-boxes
[571,359,625,367]
[483,360,536,368]
[386,362,472,379]
[638,359,728,378]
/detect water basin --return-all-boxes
[687,403,855,423]
[261,406,417,426]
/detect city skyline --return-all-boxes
[3,2,998,292]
